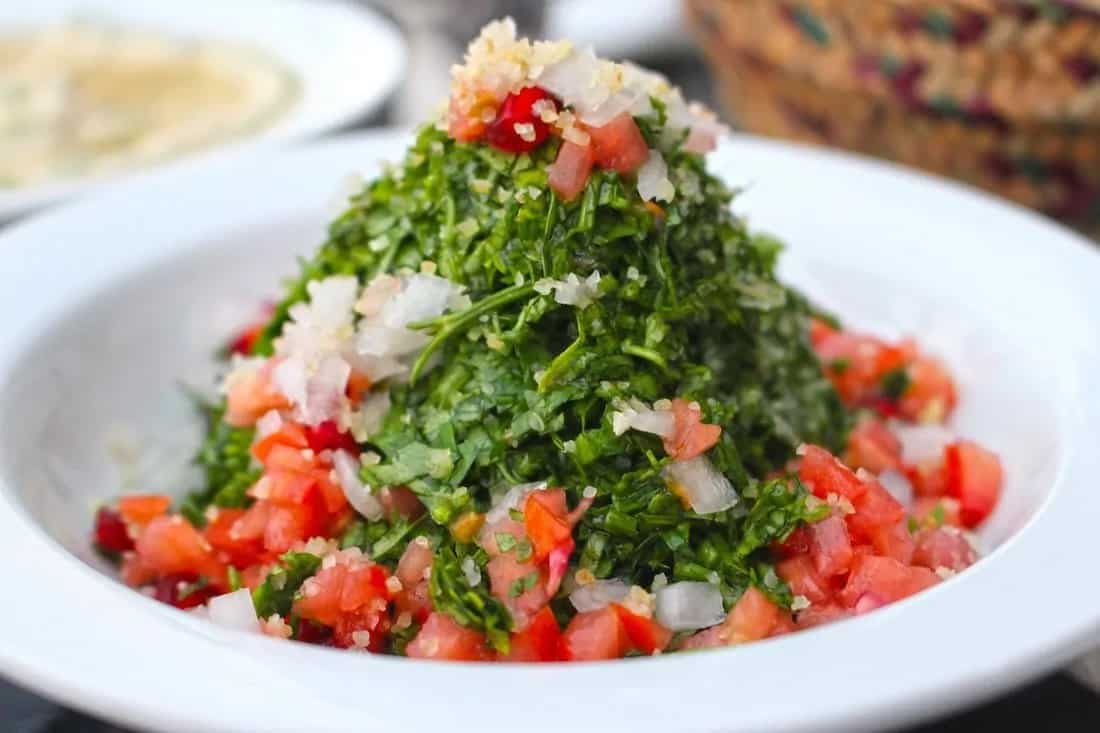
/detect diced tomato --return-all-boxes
[500,607,563,662]
[562,606,630,661]
[229,323,264,356]
[346,371,373,404]
[723,587,780,643]
[94,507,134,554]
[798,444,868,501]
[332,609,391,651]
[776,555,832,605]
[844,416,902,474]
[838,555,939,608]
[868,521,915,564]
[912,527,976,572]
[379,486,425,521]
[906,458,949,498]
[407,612,490,661]
[611,604,673,655]
[229,500,271,542]
[811,326,916,409]
[485,86,557,153]
[663,398,722,461]
[897,356,957,423]
[846,478,906,542]
[945,440,1003,528]
[311,466,348,514]
[769,614,797,637]
[204,508,265,568]
[251,422,308,463]
[479,517,526,557]
[587,113,649,175]
[293,560,391,628]
[154,573,218,610]
[487,554,550,622]
[225,364,290,428]
[523,489,572,561]
[809,515,854,577]
[136,516,225,585]
[263,502,322,554]
[119,551,156,587]
[771,525,812,559]
[394,539,434,623]
[911,496,963,529]
[545,538,574,598]
[240,563,270,590]
[296,619,334,646]
[808,318,837,348]
[117,495,172,526]
[304,420,359,455]
[547,140,595,202]
[263,443,315,474]
[260,470,317,505]
[397,538,434,587]
[678,624,727,650]
[447,90,497,143]
[794,602,850,629]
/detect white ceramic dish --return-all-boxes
[1,130,1099,733]
[0,0,405,221]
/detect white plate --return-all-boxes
[0,0,405,221]
[1,130,1099,733]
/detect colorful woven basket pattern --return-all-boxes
[687,0,1100,224]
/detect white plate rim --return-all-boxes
[0,129,1099,733]
[0,0,406,221]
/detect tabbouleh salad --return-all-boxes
[92,20,1004,661]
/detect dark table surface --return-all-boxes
[3,27,1099,733]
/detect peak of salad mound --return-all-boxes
[95,20,1000,660]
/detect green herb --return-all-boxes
[930,503,946,528]
[198,115,852,627]
[251,551,323,619]
[178,397,259,526]
[177,576,209,602]
[509,571,539,598]
[881,367,911,401]
[828,357,850,374]
[495,532,517,553]
[428,547,512,652]
[227,566,243,592]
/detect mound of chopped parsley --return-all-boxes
[186,108,850,648]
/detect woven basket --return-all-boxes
[686,0,1100,225]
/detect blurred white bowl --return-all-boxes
[0,0,405,221]
[1,131,1100,731]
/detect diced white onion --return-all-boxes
[878,469,913,505]
[637,150,675,202]
[355,274,403,317]
[255,410,283,440]
[333,449,383,521]
[356,323,430,357]
[892,422,956,463]
[534,272,601,309]
[610,397,674,437]
[569,578,631,613]
[485,481,547,525]
[207,589,259,633]
[663,456,739,514]
[655,581,727,631]
[380,273,466,329]
[299,354,351,426]
[272,356,308,409]
[461,556,482,587]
